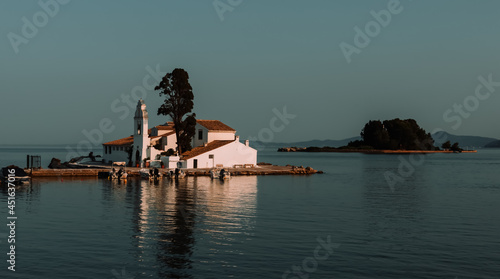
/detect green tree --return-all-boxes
[360,118,435,150]
[451,142,461,152]
[383,118,434,150]
[177,113,197,153]
[155,68,197,155]
[360,120,390,149]
[441,141,451,150]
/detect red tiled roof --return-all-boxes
[197,120,235,131]
[182,140,234,160]
[148,125,174,134]
[156,125,173,130]
[103,120,232,147]
[103,136,134,146]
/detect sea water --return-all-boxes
[0,147,499,278]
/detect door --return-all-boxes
[193,159,198,169]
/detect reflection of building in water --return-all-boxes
[126,176,258,278]
[196,176,258,236]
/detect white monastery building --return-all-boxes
[102,100,257,168]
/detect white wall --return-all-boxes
[186,140,257,168]
[161,156,180,169]
[192,124,209,148]
[207,131,236,143]
[103,146,129,163]
[163,133,177,152]
[149,146,163,161]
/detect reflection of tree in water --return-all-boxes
[128,179,143,264]
[157,179,195,279]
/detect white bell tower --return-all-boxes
[133,99,149,167]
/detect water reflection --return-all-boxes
[361,155,427,222]
[1,178,49,214]
[360,155,428,265]
[156,178,196,278]
[102,176,258,278]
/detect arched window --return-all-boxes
[137,121,141,135]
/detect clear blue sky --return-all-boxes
[1,0,500,145]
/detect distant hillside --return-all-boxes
[251,132,497,151]
[485,140,500,148]
[432,131,498,148]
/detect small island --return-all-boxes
[278,118,477,154]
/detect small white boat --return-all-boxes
[165,170,174,180]
[1,166,31,185]
[139,169,150,179]
[140,168,162,181]
[210,168,220,179]
[174,169,186,179]
[219,168,230,180]
[109,165,128,180]
[1,176,30,185]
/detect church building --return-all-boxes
[102,99,257,168]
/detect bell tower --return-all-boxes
[133,99,149,167]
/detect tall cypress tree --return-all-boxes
[155,68,196,155]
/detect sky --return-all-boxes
[1,0,500,146]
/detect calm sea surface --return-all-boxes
[0,146,499,278]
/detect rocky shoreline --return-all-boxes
[277,147,477,154]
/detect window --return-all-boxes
[198,129,203,140]
[137,122,141,135]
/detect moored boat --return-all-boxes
[1,166,31,185]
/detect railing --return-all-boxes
[27,155,41,170]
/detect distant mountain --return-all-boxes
[251,131,498,151]
[485,140,500,148]
[432,131,498,148]
[252,136,361,149]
